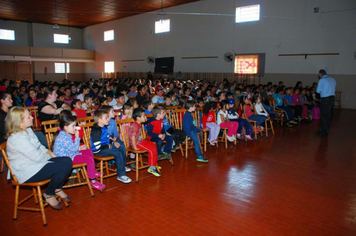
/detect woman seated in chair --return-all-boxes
[6,106,73,210]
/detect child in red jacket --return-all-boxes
[201,101,220,145]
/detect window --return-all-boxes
[236,4,260,23]
[55,63,70,73]
[104,30,114,41]
[105,61,114,73]
[0,29,15,40]
[234,55,258,74]
[54,33,69,44]
[155,19,170,34]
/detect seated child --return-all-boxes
[113,93,125,110]
[254,95,275,119]
[82,94,94,115]
[53,113,105,191]
[183,101,208,162]
[106,91,117,107]
[273,87,297,127]
[244,96,266,132]
[90,110,131,184]
[217,100,239,142]
[101,105,132,169]
[71,99,87,119]
[201,101,220,145]
[128,108,160,177]
[146,106,173,161]
[143,100,154,115]
[227,99,252,140]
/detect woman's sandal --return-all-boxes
[55,189,72,203]
[43,194,62,210]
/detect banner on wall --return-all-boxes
[234,55,259,74]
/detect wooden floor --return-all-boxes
[1,109,356,236]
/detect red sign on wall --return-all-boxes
[234,55,258,74]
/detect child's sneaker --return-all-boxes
[125,167,131,172]
[129,163,136,170]
[117,176,132,184]
[162,152,172,160]
[236,133,241,139]
[245,135,253,141]
[209,139,215,146]
[227,135,234,142]
[148,168,161,177]
[91,180,106,191]
[197,156,209,162]
[94,172,101,178]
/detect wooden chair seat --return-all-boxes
[12,179,50,186]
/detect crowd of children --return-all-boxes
[0,77,322,188]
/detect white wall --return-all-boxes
[0,20,85,82]
[0,20,83,48]
[33,61,85,82]
[83,0,356,108]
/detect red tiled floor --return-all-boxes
[1,109,356,235]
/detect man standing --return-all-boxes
[316,69,336,136]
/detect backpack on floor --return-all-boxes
[312,107,320,120]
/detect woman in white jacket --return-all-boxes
[6,107,72,210]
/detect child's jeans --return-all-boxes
[150,134,173,154]
[188,128,203,158]
[73,149,97,179]
[137,140,158,166]
[206,122,220,141]
[247,115,266,127]
[95,139,127,177]
[230,118,251,135]
[219,122,239,137]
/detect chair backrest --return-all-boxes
[116,118,135,149]
[170,109,186,130]
[193,107,203,128]
[81,122,95,148]
[27,106,41,131]
[43,126,59,151]
[114,109,122,117]
[41,119,59,131]
[335,91,342,100]
[0,142,19,184]
[78,116,94,124]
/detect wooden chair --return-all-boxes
[116,118,155,182]
[215,113,231,149]
[253,104,275,138]
[81,122,116,184]
[143,114,175,165]
[78,116,94,124]
[43,126,95,196]
[335,91,342,108]
[242,105,263,140]
[272,101,284,126]
[27,106,41,131]
[193,107,218,152]
[0,142,67,226]
[170,109,203,158]
[87,105,99,116]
